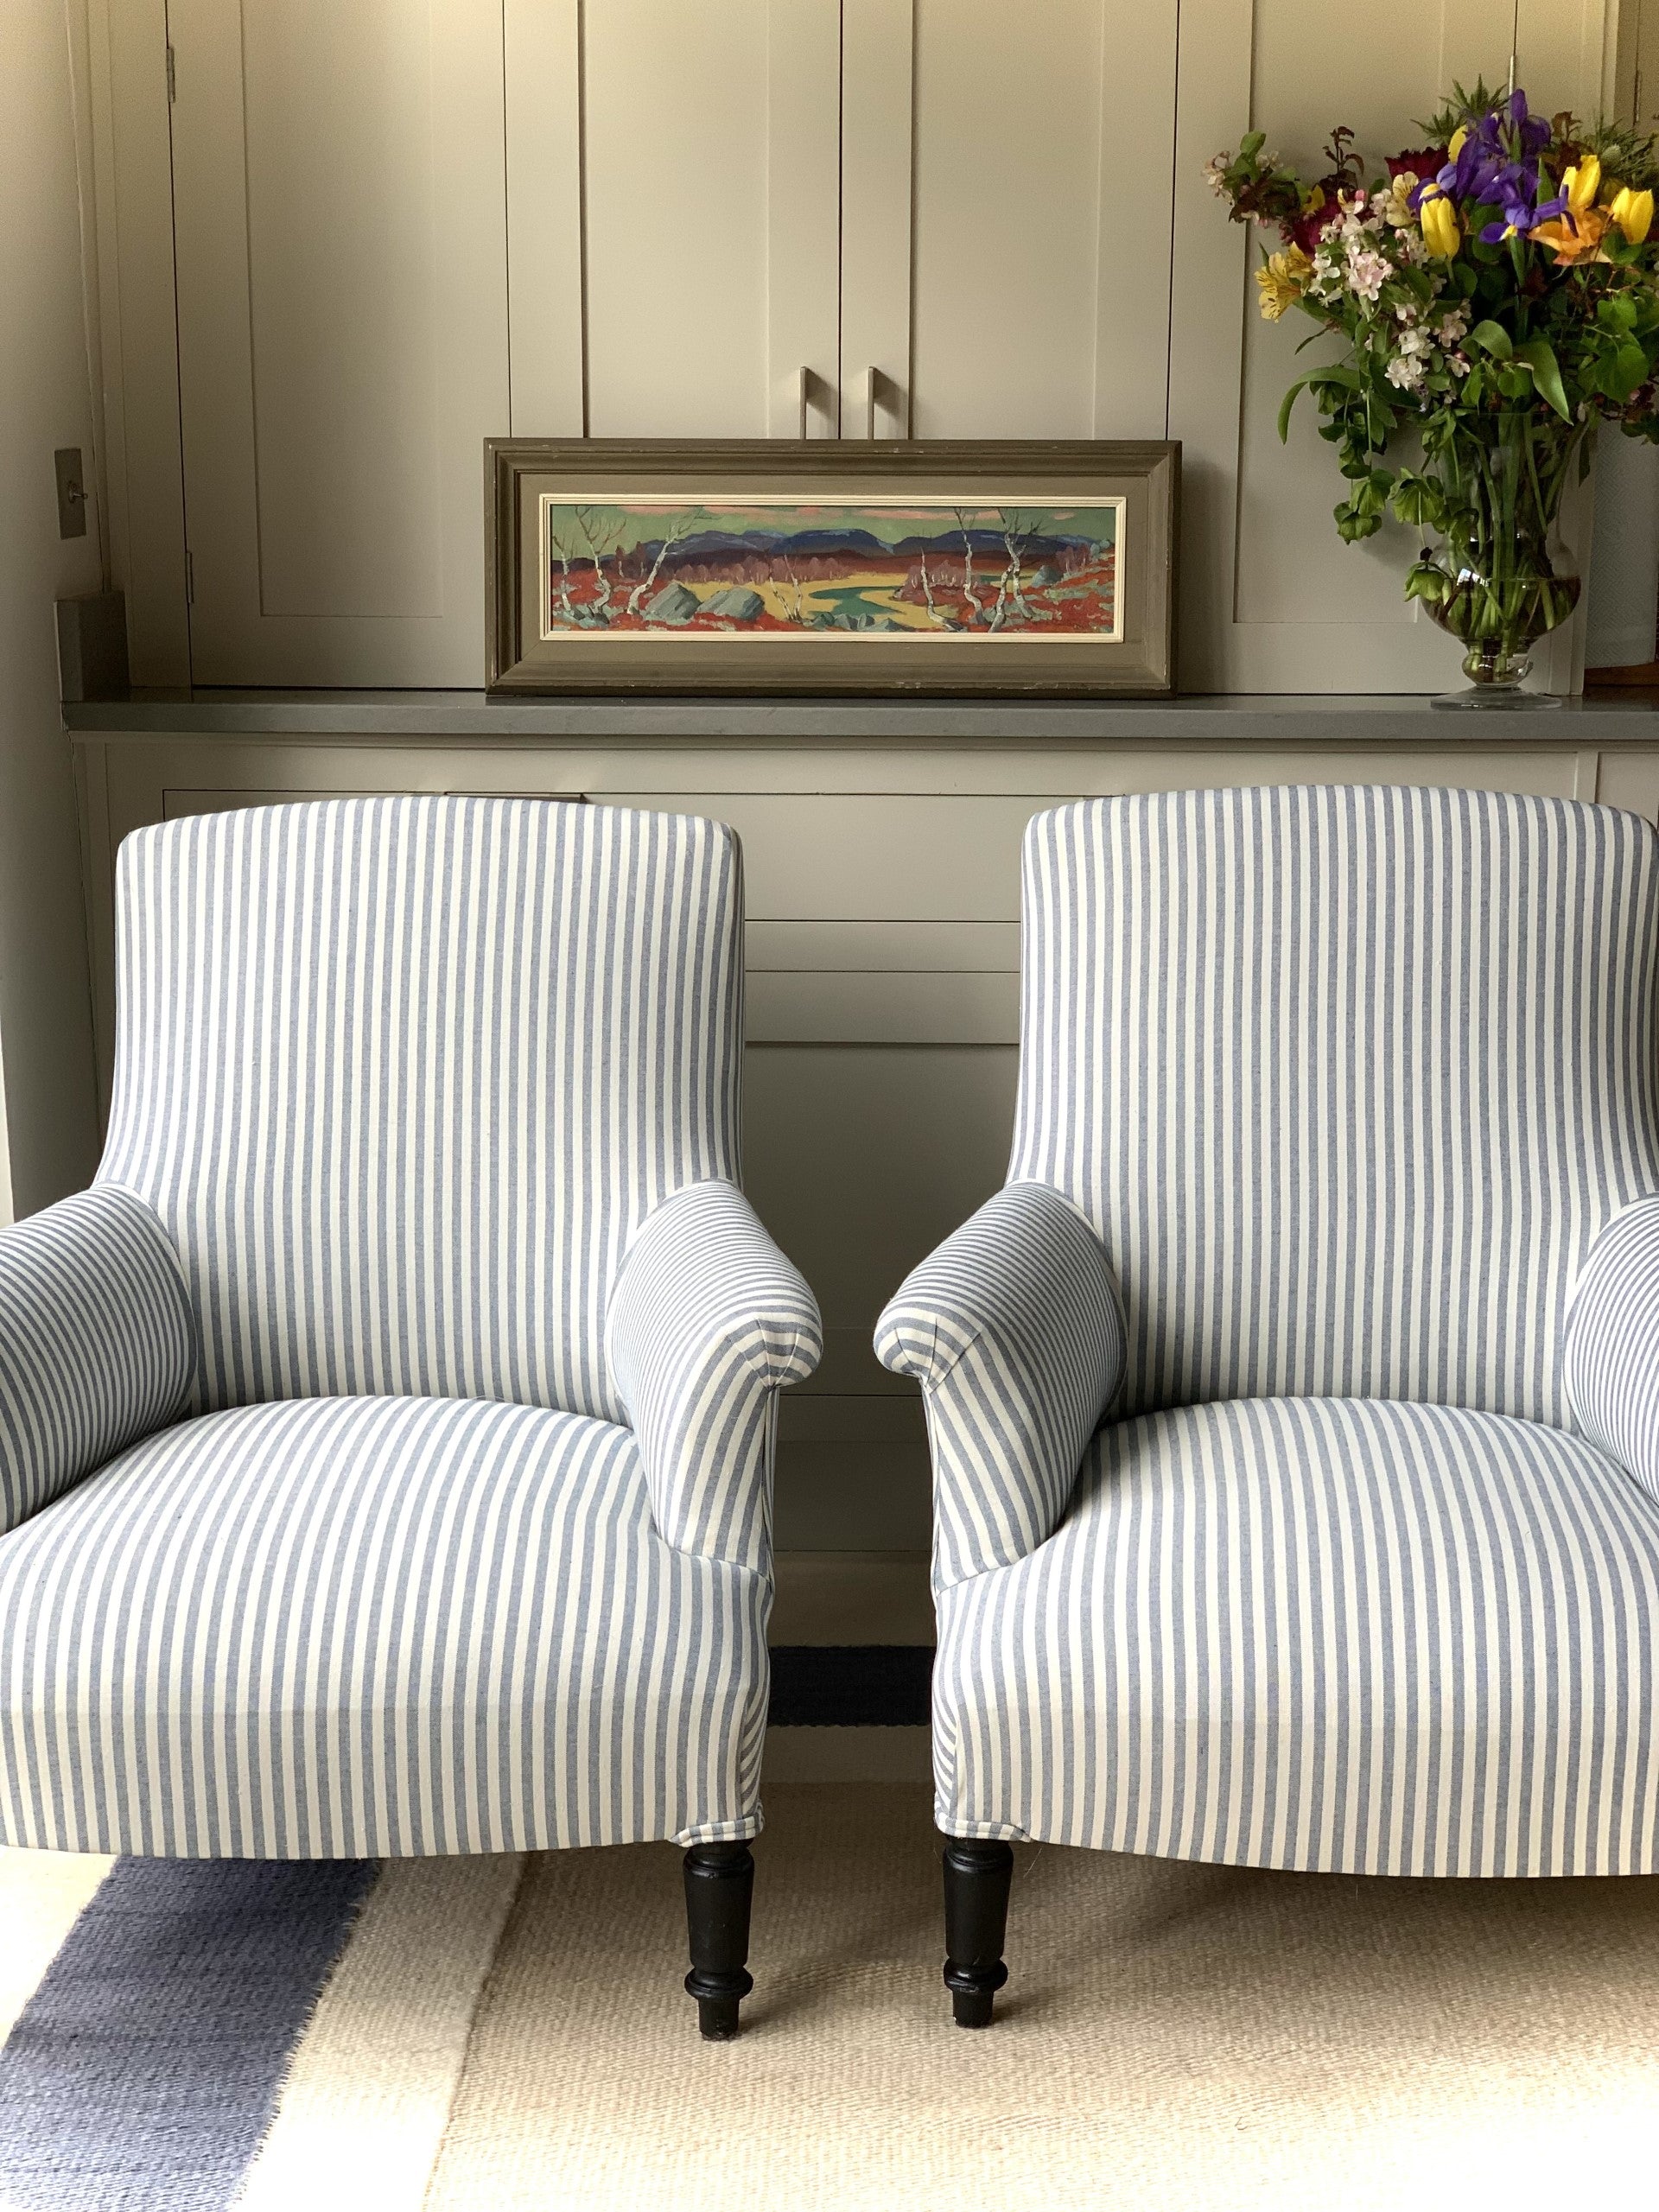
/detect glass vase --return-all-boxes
[1421,410,1586,709]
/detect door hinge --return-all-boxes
[184,549,194,605]
[166,42,176,102]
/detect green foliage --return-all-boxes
[1416,79,1506,144]
[1577,114,1659,195]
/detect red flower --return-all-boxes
[1288,194,1343,254]
[1387,147,1448,180]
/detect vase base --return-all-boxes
[1429,688,1566,711]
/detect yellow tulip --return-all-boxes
[1610,184,1655,244]
[1421,191,1460,258]
[1563,156,1601,213]
[1448,125,1468,159]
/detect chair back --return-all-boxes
[1009,785,1659,1423]
[99,796,743,1418]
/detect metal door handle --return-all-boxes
[796,368,836,439]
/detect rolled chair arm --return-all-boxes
[874,1180,1125,1587]
[606,1180,822,1570]
[1564,1195,1659,1504]
[0,1185,194,1535]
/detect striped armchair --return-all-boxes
[878,786,1659,2026]
[0,798,819,2038]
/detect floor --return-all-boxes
[427,1782,1659,2211]
[6,1779,1659,2210]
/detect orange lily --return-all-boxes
[1531,203,1614,265]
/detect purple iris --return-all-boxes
[1476,165,1569,242]
[1408,88,1567,242]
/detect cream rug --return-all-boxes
[427,1782,1659,2212]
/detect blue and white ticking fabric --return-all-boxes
[0,797,817,1858]
[875,1182,1124,1587]
[607,1178,823,1573]
[890,787,1659,1874]
[1564,1195,1659,1505]
[935,1397,1659,1873]
[1013,786,1659,1422]
[99,797,747,1421]
[0,1186,192,1535]
[0,1394,766,1856]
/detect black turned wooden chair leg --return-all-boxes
[683,1840,755,2039]
[941,1834,1014,2027]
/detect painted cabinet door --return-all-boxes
[838,0,1179,441]
[168,0,510,686]
[505,0,842,441]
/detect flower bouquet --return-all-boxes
[1207,85,1659,702]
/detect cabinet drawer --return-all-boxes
[588,791,1046,920]
[747,919,1019,971]
[747,970,1018,1044]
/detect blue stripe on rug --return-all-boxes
[0,1858,376,2212]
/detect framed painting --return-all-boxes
[486,440,1178,695]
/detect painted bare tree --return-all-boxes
[626,508,702,620]
[546,522,579,625]
[988,510,1039,632]
[772,546,809,626]
[916,544,950,627]
[950,508,985,626]
[574,505,625,624]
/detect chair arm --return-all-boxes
[605,1180,822,1570]
[0,1185,194,1535]
[1563,1195,1659,1504]
[874,1180,1125,1587]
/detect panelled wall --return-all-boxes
[86,0,1646,696]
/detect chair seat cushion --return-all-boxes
[0,1396,766,1858]
[935,1397,1659,1875]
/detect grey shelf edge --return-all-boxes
[60,690,1659,744]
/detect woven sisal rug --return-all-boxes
[3,1782,1658,2210]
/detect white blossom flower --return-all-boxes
[1346,247,1391,302]
[1336,190,1382,235]
[1386,353,1427,391]
[1203,154,1230,196]
[1436,307,1470,345]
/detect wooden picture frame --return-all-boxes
[486,439,1178,695]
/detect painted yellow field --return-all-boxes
[692,573,941,629]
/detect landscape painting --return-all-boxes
[537,496,1123,642]
[489,441,1177,694]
